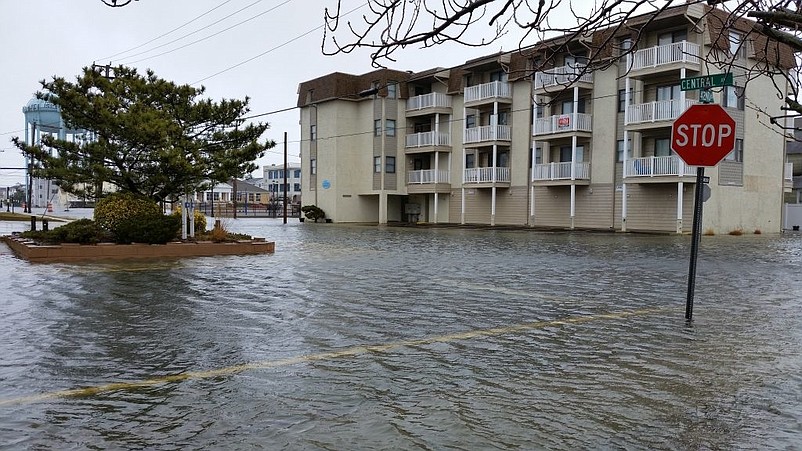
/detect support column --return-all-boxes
[570,134,577,229]
[622,77,632,232]
[530,141,536,221]
[434,150,440,224]
[677,182,684,234]
[491,143,498,226]
[461,148,466,224]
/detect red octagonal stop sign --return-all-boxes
[671,104,736,166]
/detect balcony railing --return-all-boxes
[464,167,511,183]
[785,162,794,182]
[626,99,694,125]
[624,156,695,178]
[408,169,450,184]
[406,93,452,111]
[533,162,590,181]
[464,125,511,144]
[405,131,451,148]
[534,113,592,136]
[534,65,593,90]
[464,81,511,103]
[628,41,700,71]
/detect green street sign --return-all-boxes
[699,89,714,104]
[680,73,734,91]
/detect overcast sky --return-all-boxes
[0,0,566,187]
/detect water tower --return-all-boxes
[22,97,86,210]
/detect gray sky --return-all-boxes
[0,0,570,187]
[0,0,361,186]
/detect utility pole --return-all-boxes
[91,62,116,80]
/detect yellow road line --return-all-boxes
[0,307,669,406]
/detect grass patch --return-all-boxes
[0,212,66,222]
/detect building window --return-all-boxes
[310,124,317,141]
[466,114,476,129]
[466,154,475,169]
[387,82,397,99]
[386,119,396,137]
[374,156,382,173]
[617,139,633,162]
[386,156,396,173]
[294,170,301,178]
[723,86,745,110]
[294,183,301,192]
[618,37,632,57]
[374,119,382,136]
[655,138,671,157]
[311,158,317,175]
[726,138,744,162]
[535,103,544,119]
[618,88,633,112]
[729,31,746,58]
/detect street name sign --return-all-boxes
[671,104,736,166]
[680,73,734,91]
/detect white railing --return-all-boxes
[405,131,451,148]
[408,169,450,184]
[624,156,695,177]
[628,41,700,71]
[464,125,511,144]
[533,162,590,181]
[785,162,794,182]
[464,81,511,103]
[534,113,592,135]
[534,65,593,89]
[626,99,694,125]
[463,167,511,183]
[406,93,452,111]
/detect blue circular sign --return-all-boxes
[322,180,331,189]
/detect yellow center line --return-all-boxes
[0,307,671,406]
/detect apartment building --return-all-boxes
[298,4,796,233]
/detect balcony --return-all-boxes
[464,167,511,185]
[408,169,450,184]
[464,81,511,105]
[624,156,695,181]
[627,41,700,75]
[533,162,591,184]
[626,99,694,126]
[406,93,452,117]
[534,113,592,137]
[464,125,511,145]
[534,65,593,91]
[405,131,451,153]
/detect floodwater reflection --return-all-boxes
[1,220,801,449]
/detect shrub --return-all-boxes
[728,228,744,236]
[19,219,112,244]
[94,192,162,236]
[114,214,181,244]
[50,219,112,244]
[301,205,326,222]
[171,206,207,234]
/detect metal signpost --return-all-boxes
[672,74,735,321]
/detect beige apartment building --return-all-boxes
[298,4,796,234]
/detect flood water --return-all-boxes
[1,217,801,449]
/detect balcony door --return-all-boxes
[657,85,682,118]
[560,145,585,162]
[658,30,687,62]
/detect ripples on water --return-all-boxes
[1,220,801,449]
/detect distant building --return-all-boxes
[260,164,302,204]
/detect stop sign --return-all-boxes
[671,104,736,166]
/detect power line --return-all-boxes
[97,0,236,62]
[191,2,366,85]
[120,0,291,66]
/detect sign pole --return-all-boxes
[685,166,705,321]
